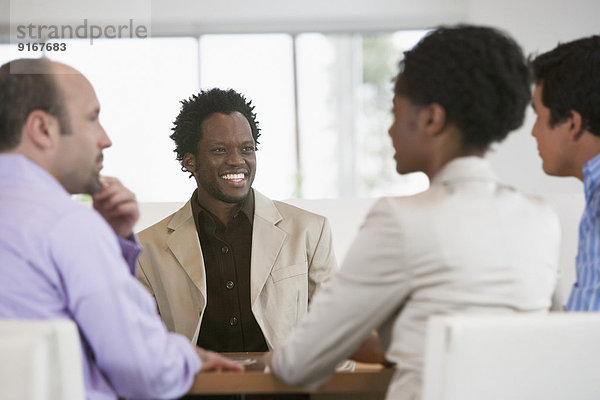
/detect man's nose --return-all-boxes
[99,125,112,149]
[226,150,244,165]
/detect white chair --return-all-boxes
[0,319,85,400]
[422,314,600,400]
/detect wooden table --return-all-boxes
[189,353,394,399]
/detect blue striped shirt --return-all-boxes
[567,153,600,311]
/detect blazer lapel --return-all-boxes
[250,191,286,307]
[166,201,207,303]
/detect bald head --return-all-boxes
[0,58,110,195]
[49,61,99,125]
[0,58,73,151]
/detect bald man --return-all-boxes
[0,58,241,400]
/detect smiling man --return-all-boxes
[531,36,600,311]
[136,88,336,354]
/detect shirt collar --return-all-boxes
[0,153,69,197]
[191,188,255,228]
[431,156,499,186]
[582,153,600,202]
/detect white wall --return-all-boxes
[469,0,600,196]
[2,0,467,36]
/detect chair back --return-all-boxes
[0,319,85,400]
[422,314,600,400]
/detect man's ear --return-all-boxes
[22,110,60,149]
[183,153,196,172]
[567,109,585,141]
[420,103,447,137]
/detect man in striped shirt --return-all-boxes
[531,36,600,311]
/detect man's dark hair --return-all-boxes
[531,35,600,136]
[0,58,70,151]
[170,88,261,172]
[394,25,531,151]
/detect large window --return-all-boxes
[0,30,429,201]
[199,34,297,200]
[296,31,429,199]
[48,38,200,201]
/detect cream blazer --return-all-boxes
[136,190,336,349]
[271,157,561,400]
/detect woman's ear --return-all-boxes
[420,103,447,137]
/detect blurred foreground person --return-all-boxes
[269,25,560,400]
[0,58,241,400]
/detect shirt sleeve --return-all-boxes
[118,234,142,275]
[307,216,337,301]
[49,207,201,399]
[271,198,410,388]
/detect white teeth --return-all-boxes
[222,173,245,180]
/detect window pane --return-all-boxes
[199,34,296,200]
[357,30,430,197]
[295,33,356,199]
[47,37,200,202]
[3,30,431,202]
[296,30,429,199]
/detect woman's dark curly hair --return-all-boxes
[531,35,600,136]
[394,25,531,151]
[170,88,261,172]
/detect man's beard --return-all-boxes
[199,180,251,204]
[195,166,253,204]
[85,173,103,195]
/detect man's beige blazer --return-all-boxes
[136,190,336,348]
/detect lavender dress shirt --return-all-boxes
[0,154,200,400]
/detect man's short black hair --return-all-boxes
[170,88,261,172]
[394,25,531,151]
[531,35,600,136]
[0,58,70,151]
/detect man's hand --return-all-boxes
[92,176,139,239]
[196,348,244,372]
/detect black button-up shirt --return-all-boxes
[191,189,268,352]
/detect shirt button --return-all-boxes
[229,316,238,326]
[226,281,235,290]
[221,246,229,254]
